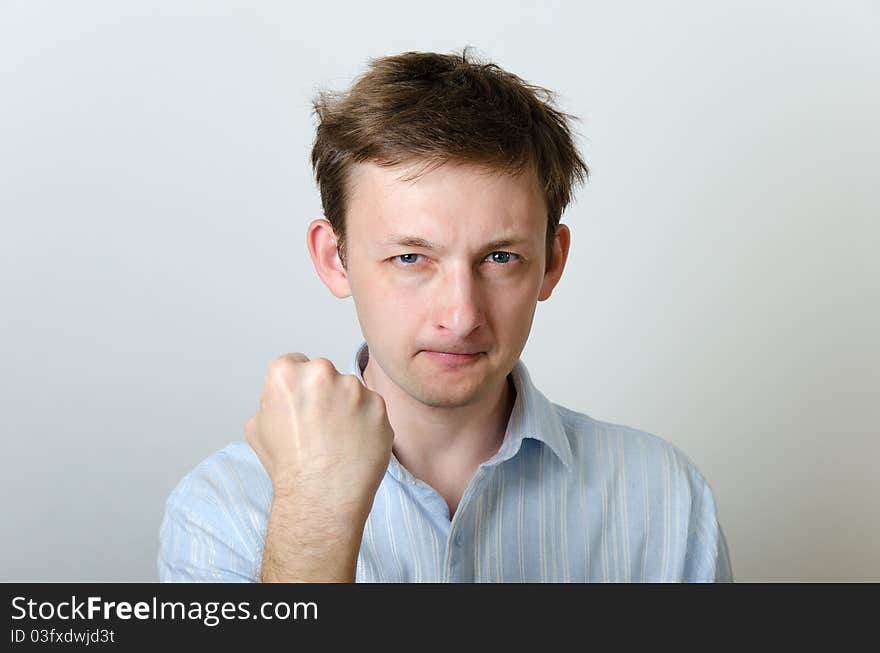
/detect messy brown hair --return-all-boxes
[310,46,589,272]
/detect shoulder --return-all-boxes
[165,440,271,511]
[552,403,714,503]
[158,441,272,582]
[551,404,732,581]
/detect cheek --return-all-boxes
[358,282,423,329]
[486,288,539,328]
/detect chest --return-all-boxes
[354,458,687,582]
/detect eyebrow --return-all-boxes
[380,234,530,251]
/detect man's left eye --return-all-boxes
[487,251,517,264]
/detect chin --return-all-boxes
[404,374,490,408]
[413,390,483,409]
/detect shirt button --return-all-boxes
[453,533,462,546]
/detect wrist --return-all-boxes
[270,485,369,539]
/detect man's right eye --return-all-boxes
[394,254,423,265]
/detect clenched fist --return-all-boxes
[245,353,394,525]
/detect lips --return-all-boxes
[426,349,483,355]
[420,350,484,366]
[421,345,486,355]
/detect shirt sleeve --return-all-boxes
[682,471,734,583]
[157,465,263,583]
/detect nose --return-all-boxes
[432,265,485,339]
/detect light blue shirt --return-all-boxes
[158,341,732,582]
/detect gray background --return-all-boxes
[1,0,877,582]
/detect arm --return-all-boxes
[259,487,366,583]
[158,471,260,583]
[246,354,393,583]
[682,474,734,583]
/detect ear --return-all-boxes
[307,218,351,298]
[538,224,570,302]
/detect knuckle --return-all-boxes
[280,352,310,364]
[266,353,309,386]
[349,378,372,404]
[308,357,337,377]
[266,357,291,381]
[367,389,387,412]
[268,353,308,374]
[340,373,363,391]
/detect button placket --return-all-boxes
[442,468,490,581]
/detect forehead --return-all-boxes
[344,159,547,243]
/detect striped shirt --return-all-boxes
[158,341,733,582]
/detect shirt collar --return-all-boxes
[348,341,573,469]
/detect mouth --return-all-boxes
[420,350,484,365]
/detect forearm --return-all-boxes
[259,490,366,583]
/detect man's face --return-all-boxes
[340,159,560,409]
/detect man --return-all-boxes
[158,48,732,582]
